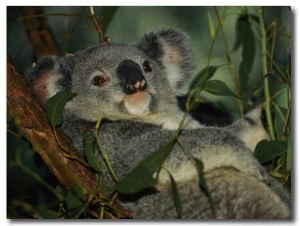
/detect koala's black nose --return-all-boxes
[116,60,147,95]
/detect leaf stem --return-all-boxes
[213,6,244,116]
[12,152,64,202]
[281,100,291,141]
[95,115,119,183]
[258,6,275,140]
[185,11,222,113]
[109,191,119,206]
[89,6,106,44]
[53,128,90,168]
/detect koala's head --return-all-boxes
[27,28,196,126]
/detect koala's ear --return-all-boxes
[136,28,195,96]
[27,56,72,105]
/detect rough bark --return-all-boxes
[7,55,97,191]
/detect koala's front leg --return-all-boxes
[155,129,269,191]
[161,112,203,130]
[193,133,269,183]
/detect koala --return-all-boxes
[28,29,199,131]
[27,28,290,219]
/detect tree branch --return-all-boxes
[7,55,97,191]
[7,56,132,218]
[19,6,63,59]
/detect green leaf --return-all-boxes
[232,14,258,51]
[203,80,239,98]
[274,106,288,139]
[232,15,256,90]
[254,140,287,164]
[116,166,155,194]
[270,171,284,178]
[100,6,119,33]
[84,132,103,173]
[207,11,216,39]
[193,158,216,216]
[189,66,220,91]
[46,91,76,128]
[65,187,85,218]
[54,184,66,201]
[193,158,206,190]
[23,209,60,219]
[167,171,182,218]
[232,15,248,51]
[116,138,177,194]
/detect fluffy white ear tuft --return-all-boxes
[27,56,72,105]
[32,71,64,104]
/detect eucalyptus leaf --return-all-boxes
[254,140,287,164]
[190,66,220,91]
[207,11,216,39]
[167,171,182,218]
[54,184,66,201]
[100,6,119,33]
[46,91,76,128]
[116,138,177,194]
[84,132,103,173]
[193,158,216,216]
[232,15,256,90]
[203,80,239,98]
[65,187,85,218]
[115,166,155,194]
[232,15,248,51]
[274,106,288,139]
[270,171,284,178]
[193,158,206,189]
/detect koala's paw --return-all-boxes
[162,115,202,130]
[245,162,268,182]
[184,119,203,129]
[203,144,269,182]
[233,153,269,182]
[162,118,202,130]
[162,119,182,130]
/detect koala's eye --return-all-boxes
[142,60,152,73]
[93,75,110,87]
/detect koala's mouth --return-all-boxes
[124,91,151,115]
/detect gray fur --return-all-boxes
[225,102,270,152]
[27,28,290,219]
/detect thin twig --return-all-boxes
[268,19,277,74]
[281,100,291,141]
[94,115,119,183]
[258,6,275,140]
[213,6,244,116]
[12,151,64,202]
[89,6,106,44]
